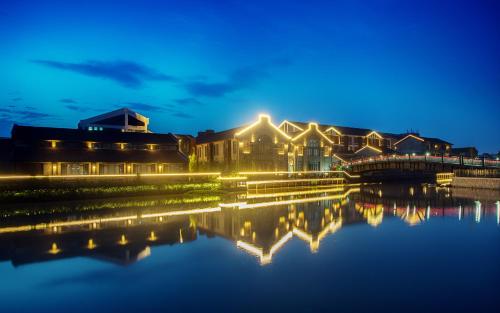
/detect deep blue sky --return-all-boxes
[1,0,499,152]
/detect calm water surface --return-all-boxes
[0,184,499,313]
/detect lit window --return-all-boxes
[88,126,92,131]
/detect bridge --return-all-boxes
[346,154,500,182]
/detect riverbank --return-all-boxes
[451,177,500,190]
[0,181,224,203]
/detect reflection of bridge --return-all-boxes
[1,186,498,267]
[347,154,500,181]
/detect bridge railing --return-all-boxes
[347,154,500,168]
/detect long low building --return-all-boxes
[195,114,453,172]
[0,110,455,176]
[1,108,188,176]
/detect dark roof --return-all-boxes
[196,126,243,144]
[420,136,452,145]
[11,147,187,163]
[11,125,177,144]
[175,134,195,139]
[451,147,477,153]
[288,121,378,137]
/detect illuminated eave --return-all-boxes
[393,134,425,146]
[291,123,334,144]
[278,120,304,132]
[235,114,291,140]
[324,126,342,135]
[366,131,383,139]
[354,145,382,154]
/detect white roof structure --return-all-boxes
[78,108,150,133]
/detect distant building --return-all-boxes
[4,108,187,176]
[393,134,452,156]
[451,147,478,158]
[78,108,150,133]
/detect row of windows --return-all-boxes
[43,141,177,151]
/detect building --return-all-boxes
[3,108,187,176]
[196,114,290,172]
[78,107,150,133]
[279,120,399,161]
[393,134,452,156]
[195,114,452,172]
[451,147,478,158]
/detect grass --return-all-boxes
[0,182,223,203]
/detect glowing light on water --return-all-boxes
[475,201,481,223]
[496,201,499,225]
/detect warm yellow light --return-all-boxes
[278,120,304,131]
[235,114,291,140]
[118,234,128,245]
[394,134,425,146]
[324,126,342,135]
[148,231,157,241]
[48,140,59,148]
[87,239,96,249]
[48,242,60,254]
[291,122,334,144]
[366,131,383,139]
[354,145,382,154]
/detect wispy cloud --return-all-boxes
[184,58,292,98]
[0,107,56,122]
[64,105,96,113]
[174,97,204,106]
[32,59,175,88]
[60,98,77,103]
[124,102,166,112]
[172,111,193,119]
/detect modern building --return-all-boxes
[78,107,150,133]
[3,108,187,176]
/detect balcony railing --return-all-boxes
[347,154,500,168]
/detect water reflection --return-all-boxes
[0,184,498,267]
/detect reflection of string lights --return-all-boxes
[236,231,293,265]
[496,201,499,225]
[475,201,481,223]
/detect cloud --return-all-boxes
[32,59,175,88]
[183,58,292,97]
[174,97,203,106]
[0,107,56,122]
[60,98,77,103]
[172,112,193,119]
[64,105,94,113]
[125,102,166,112]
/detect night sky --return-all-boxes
[1,0,499,152]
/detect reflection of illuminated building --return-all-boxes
[0,186,496,268]
[0,218,196,267]
[399,205,426,226]
[355,203,384,227]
